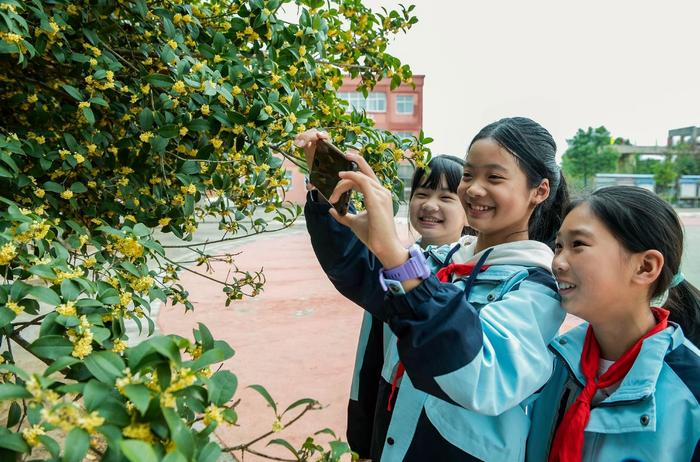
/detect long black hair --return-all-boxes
[572,186,700,345]
[469,117,569,247]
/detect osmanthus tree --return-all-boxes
[0,0,430,460]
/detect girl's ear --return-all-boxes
[631,249,664,288]
[530,178,550,206]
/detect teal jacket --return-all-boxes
[527,322,700,462]
[305,194,566,461]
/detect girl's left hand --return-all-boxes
[328,153,408,269]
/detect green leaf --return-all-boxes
[30,335,73,360]
[70,182,88,193]
[82,106,95,125]
[44,356,81,376]
[197,322,214,351]
[83,380,112,411]
[28,286,61,306]
[0,307,16,329]
[84,351,125,383]
[329,440,352,459]
[185,344,234,371]
[149,336,181,364]
[7,401,21,427]
[0,427,29,453]
[159,124,179,139]
[139,108,154,130]
[60,279,81,300]
[62,84,82,100]
[120,440,158,462]
[28,264,56,280]
[123,384,151,415]
[10,280,31,300]
[147,73,172,88]
[64,428,90,462]
[283,398,318,415]
[248,384,277,413]
[197,442,221,462]
[0,383,31,401]
[180,160,200,175]
[163,451,187,462]
[38,435,60,458]
[207,370,237,406]
[268,439,298,457]
[162,407,194,459]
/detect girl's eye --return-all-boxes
[441,196,455,201]
[572,240,587,248]
[462,173,472,179]
[489,175,504,181]
[414,192,426,198]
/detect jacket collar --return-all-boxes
[551,322,682,433]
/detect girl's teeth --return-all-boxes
[557,282,576,290]
[471,205,490,211]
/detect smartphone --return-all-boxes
[309,139,357,215]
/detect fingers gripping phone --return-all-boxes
[309,140,357,215]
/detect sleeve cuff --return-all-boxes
[383,274,442,318]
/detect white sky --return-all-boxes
[362,0,700,158]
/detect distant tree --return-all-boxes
[561,126,620,189]
[672,143,700,175]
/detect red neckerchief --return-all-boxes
[436,262,490,283]
[548,307,670,462]
[387,262,489,411]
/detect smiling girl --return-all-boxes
[306,117,569,461]
[302,147,470,459]
[527,186,700,462]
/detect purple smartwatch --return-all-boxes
[379,244,430,293]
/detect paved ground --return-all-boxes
[157,210,700,460]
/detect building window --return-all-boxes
[337,92,386,113]
[395,95,414,115]
[337,92,366,112]
[366,92,386,112]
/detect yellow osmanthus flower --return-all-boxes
[116,237,144,259]
[6,299,23,315]
[1,32,23,44]
[78,101,90,109]
[74,153,85,164]
[288,65,298,76]
[201,104,210,116]
[22,425,45,446]
[34,188,45,198]
[139,131,154,143]
[203,404,225,426]
[112,338,127,353]
[140,83,150,94]
[167,39,178,49]
[232,85,241,96]
[210,137,223,149]
[123,422,154,442]
[83,256,97,268]
[56,301,77,317]
[60,190,74,200]
[180,184,197,195]
[0,242,17,265]
[27,94,38,103]
[179,127,188,136]
[172,80,186,93]
[272,417,284,432]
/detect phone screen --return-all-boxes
[309,140,355,215]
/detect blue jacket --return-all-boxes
[526,322,700,462]
[305,194,565,461]
[305,194,460,457]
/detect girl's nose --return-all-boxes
[552,254,568,275]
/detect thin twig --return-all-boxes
[223,403,317,453]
